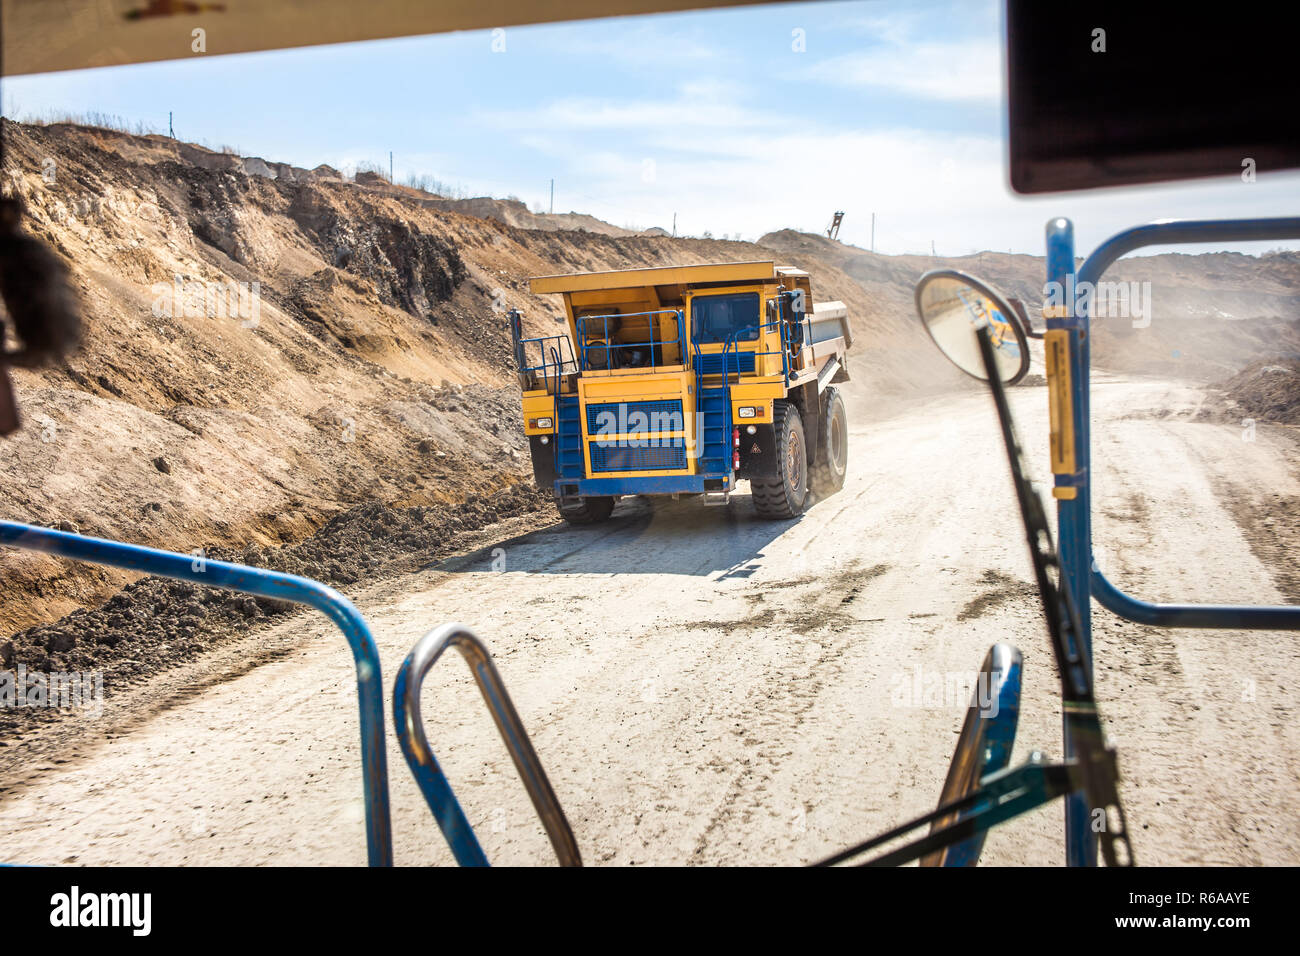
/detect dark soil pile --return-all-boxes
[1217,358,1300,424]
[0,481,549,736]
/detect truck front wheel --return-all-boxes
[752,401,808,519]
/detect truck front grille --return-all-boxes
[694,352,756,376]
[589,440,687,473]
[586,400,684,437]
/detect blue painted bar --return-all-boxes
[1092,556,1300,629]
[1076,217,1300,632]
[1078,218,1300,288]
[940,644,1022,867]
[393,623,582,867]
[392,649,489,867]
[1043,217,1095,867]
[578,309,684,372]
[0,520,394,866]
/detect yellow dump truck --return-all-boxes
[508,261,852,522]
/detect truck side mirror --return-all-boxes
[775,288,805,318]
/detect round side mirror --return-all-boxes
[914,270,1030,384]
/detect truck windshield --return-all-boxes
[692,292,760,344]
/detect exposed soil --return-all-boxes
[2,379,1296,866]
[0,120,1297,867]
[1216,358,1300,424]
[0,481,549,737]
[956,568,1039,622]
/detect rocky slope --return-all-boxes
[1,119,1296,641]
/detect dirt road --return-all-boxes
[1,375,1296,866]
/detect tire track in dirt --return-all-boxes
[688,562,889,861]
[1,382,1296,866]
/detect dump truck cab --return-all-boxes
[509,260,851,522]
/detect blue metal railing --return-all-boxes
[688,296,807,476]
[1046,215,1300,866]
[0,520,394,866]
[577,309,684,373]
[924,643,1022,867]
[710,300,806,385]
[547,344,563,472]
[393,623,581,866]
[518,334,576,391]
[1066,216,1300,631]
[717,317,791,384]
[507,308,576,393]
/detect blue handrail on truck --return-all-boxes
[393,623,581,866]
[576,309,684,373]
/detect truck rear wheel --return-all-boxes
[557,495,615,524]
[752,402,808,519]
[811,386,848,498]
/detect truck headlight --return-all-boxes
[737,406,757,419]
[534,417,554,429]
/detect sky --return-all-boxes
[4,0,1298,257]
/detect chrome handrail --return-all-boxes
[921,643,1022,867]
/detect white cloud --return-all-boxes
[449,3,1300,255]
[506,120,1006,249]
[476,79,771,132]
[798,37,1003,104]
[490,105,1300,257]
[522,19,735,67]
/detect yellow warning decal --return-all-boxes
[1045,329,1075,475]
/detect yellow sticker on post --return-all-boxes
[1045,329,1076,475]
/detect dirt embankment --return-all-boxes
[1,118,1296,672]
[0,120,951,636]
[0,480,550,737]
[760,230,1300,383]
[1214,358,1300,424]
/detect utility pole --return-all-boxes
[931,239,936,256]
[389,151,393,183]
[169,111,174,138]
[871,213,875,253]
[549,179,554,215]
[672,212,677,237]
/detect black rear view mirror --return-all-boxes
[914,270,1030,385]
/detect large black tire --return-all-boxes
[811,386,848,498]
[752,401,808,519]
[557,495,615,524]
